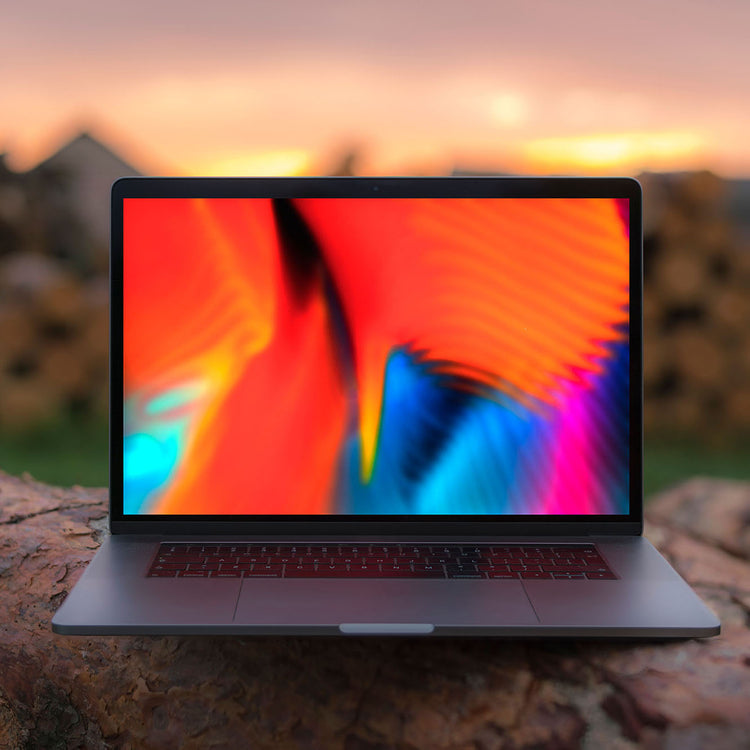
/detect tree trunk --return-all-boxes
[1,471,748,749]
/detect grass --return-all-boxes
[1,417,748,499]
[643,434,750,498]
[0,414,109,488]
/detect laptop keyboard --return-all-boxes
[147,543,617,580]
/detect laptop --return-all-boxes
[52,176,720,637]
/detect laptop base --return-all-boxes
[52,535,719,637]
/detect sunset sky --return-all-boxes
[2,0,749,176]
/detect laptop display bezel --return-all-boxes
[110,176,643,536]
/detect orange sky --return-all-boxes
[3,1,749,176]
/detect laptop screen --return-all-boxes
[123,196,630,516]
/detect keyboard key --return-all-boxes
[521,571,552,579]
[349,564,379,574]
[586,571,617,580]
[148,570,177,577]
[447,572,486,579]
[446,564,479,574]
[488,572,518,579]
[413,564,442,573]
[158,554,205,563]
[178,571,211,577]
[339,546,365,555]
[404,546,432,556]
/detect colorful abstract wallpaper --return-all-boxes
[123,197,630,515]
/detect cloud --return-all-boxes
[524,131,706,173]
[2,1,749,174]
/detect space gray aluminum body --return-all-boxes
[52,534,720,637]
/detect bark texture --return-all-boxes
[0,471,748,750]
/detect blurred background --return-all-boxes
[1,0,748,494]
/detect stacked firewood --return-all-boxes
[0,159,109,430]
[642,170,750,437]
[0,253,108,428]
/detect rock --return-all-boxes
[1,470,749,749]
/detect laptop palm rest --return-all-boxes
[234,579,538,628]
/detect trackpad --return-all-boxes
[234,579,538,627]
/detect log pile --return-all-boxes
[641,170,750,436]
[1,470,749,749]
[0,253,108,428]
[0,159,108,430]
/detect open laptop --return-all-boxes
[52,176,720,637]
